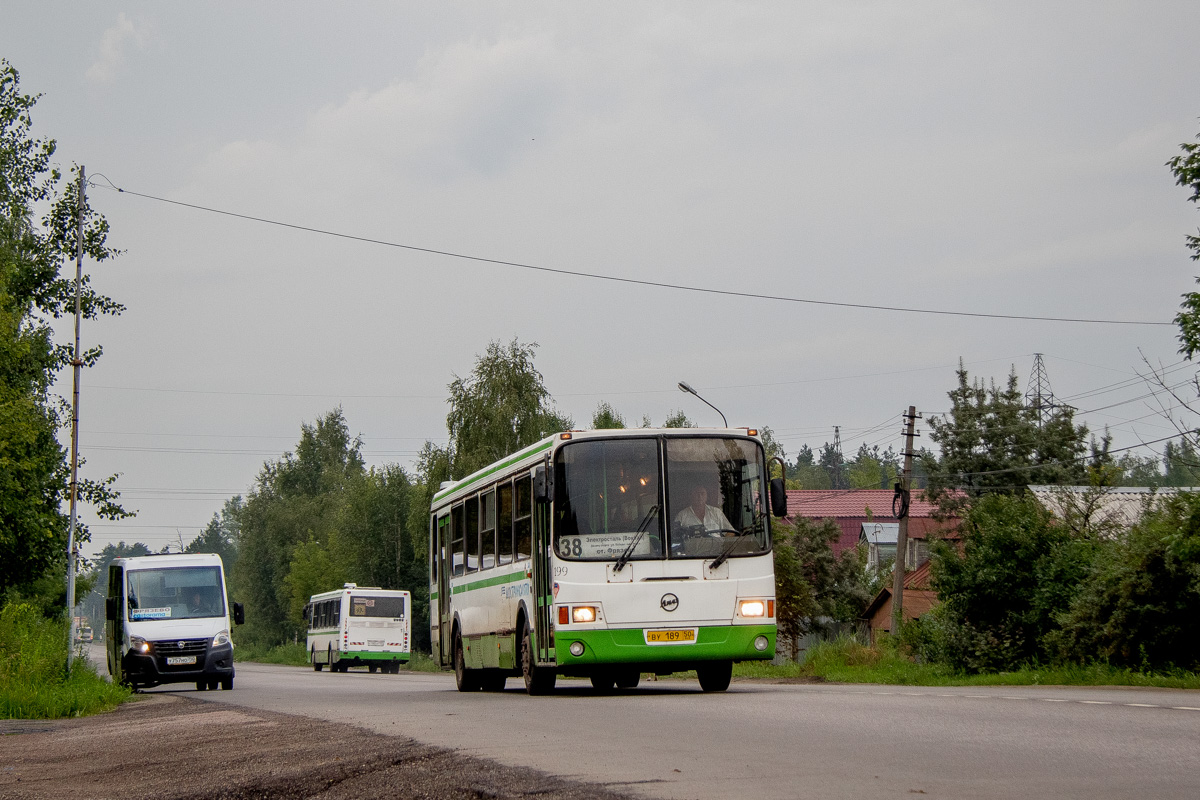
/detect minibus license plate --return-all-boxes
[167,656,196,666]
[645,629,695,644]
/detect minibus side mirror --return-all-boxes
[770,477,787,517]
[232,602,245,626]
[105,596,119,622]
[533,464,553,504]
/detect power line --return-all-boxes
[96,181,1173,327]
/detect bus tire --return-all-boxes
[196,681,206,691]
[221,677,233,690]
[454,632,481,691]
[520,622,555,696]
[697,661,732,692]
[615,669,640,689]
[368,664,378,674]
[207,679,219,691]
[590,673,615,693]
[312,648,322,671]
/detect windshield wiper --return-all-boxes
[709,518,762,571]
[613,504,659,573]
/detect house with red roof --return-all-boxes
[783,488,957,567]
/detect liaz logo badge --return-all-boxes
[660,593,679,612]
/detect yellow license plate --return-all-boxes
[646,629,696,644]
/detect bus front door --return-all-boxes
[533,490,554,665]
[437,513,452,666]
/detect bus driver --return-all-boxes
[674,485,735,536]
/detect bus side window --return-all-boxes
[481,489,496,570]
[451,503,465,577]
[498,481,513,565]
[514,474,532,562]
[465,495,480,574]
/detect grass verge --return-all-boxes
[0,602,130,719]
[733,636,1200,689]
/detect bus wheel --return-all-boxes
[312,648,322,671]
[220,677,233,691]
[615,670,641,690]
[454,632,481,691]
[697,661,733,692]
[590,673,615,693]
[207,679,219,691]
[196,681,207,691]
[520,622,556,696]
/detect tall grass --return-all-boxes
[0,602,129,719]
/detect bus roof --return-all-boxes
[112,553,226,570]
[431,427,762,507]
[306,587,411,603]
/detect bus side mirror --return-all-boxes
[533,464,553,504]
[770,477,787,517]
[232,602,245,626]
[105,596,119,622]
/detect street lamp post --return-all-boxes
[677,381,728,427]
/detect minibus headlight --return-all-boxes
[738,600,766,618]
[129,635,150,654]
[212,630,231,647]
[571,606,598,624]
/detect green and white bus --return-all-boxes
[305,584,411,673]
[430,427,786,694]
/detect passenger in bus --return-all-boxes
[673,485,734,536]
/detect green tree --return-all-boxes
[1051,491,1200,671]
[918,493,1097,672]
[591,402,626,429]
[924,362,1088,507]
[446,339,571,478]
[772,515,870,659]
[787,444,831,489]
[0,59,127,605]
[78,541,151,625]
[1168,126,1200,357]
[185,496,242,568]
[847,444,900,490]
[662,409,695,428]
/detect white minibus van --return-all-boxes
[105,553,244,691]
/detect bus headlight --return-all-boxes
[738,600,766,618]
[212,630,231,647]
[129,635,150,654]
[571,606,598,624]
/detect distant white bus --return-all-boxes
[430,427,785,694]
[304,584,411,673]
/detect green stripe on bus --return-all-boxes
[554,624,776,664]
[450,570,528,594]
[432,439,554,503]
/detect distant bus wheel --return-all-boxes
[221,677,233,691]
[590,673,615,692]
[196,681,206,692]
[208,679,219,691]
[614,670,641,689]
[368,664,378,674]
[312,648,322,671]
[697,661,732,693]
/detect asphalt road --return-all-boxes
[100,649,1200,800]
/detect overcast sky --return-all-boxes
[4,2,1199,558]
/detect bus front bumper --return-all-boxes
[122,642,234,687]
[554,623,775,674]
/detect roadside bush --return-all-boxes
[0,602,128,718]
[1050,491,1200,671]
[928,494,1095,672]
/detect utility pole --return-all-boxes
[65,166,85,668]
[891,406,919,635]
[832,426,845,489]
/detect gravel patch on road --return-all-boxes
[0,694,640,800]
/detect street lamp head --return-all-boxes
[678,381,696,395]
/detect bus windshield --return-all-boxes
[126,566,225,621]
[349,594,406,619]
[553,435,770,562]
